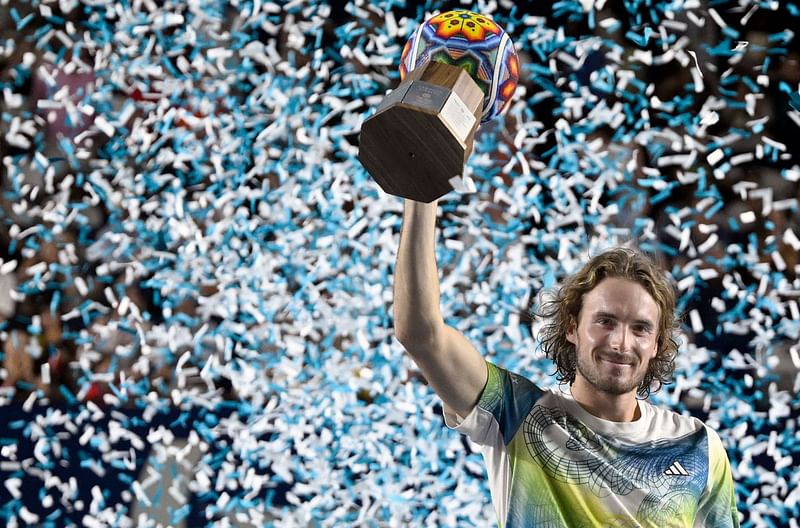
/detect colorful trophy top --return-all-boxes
[400,10,520,123]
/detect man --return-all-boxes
[393,199,739,527]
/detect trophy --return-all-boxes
[359,10,520,203]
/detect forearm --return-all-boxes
[393,199,443,345]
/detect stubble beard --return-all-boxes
[574,339,647,396]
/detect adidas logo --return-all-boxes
[664,461,690,476]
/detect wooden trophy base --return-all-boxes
[358,61,483,203]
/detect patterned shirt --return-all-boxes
[444,362,740,527]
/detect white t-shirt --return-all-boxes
[445,361,740,527]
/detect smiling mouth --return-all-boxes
[600,357,633,366]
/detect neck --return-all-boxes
[570,377,641,422]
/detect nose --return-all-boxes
[609,325,630,352]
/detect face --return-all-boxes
[566,277,660,396]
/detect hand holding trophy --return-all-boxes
[359,10,520,203]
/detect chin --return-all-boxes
[597,376,641,396]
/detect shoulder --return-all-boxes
[644,404,733,458]
[482,361,543,398]
[643,401,707,439]
[702,424,732,463]
[476,361,547,443]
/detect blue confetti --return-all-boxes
[0,0,798,526]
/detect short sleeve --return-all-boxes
[694,427,740,528]
[444,361,543,446]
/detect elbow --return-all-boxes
[393,323,418,348]
[393,299,444,350]
[394,319,442,351]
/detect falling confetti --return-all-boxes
[0,0,798,526]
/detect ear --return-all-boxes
[565,317,578,345]
[648,336,660,360]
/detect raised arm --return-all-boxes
[393,198,487,418]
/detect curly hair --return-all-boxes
[536,247,680,399]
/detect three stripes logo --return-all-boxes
[664,461,690,476]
